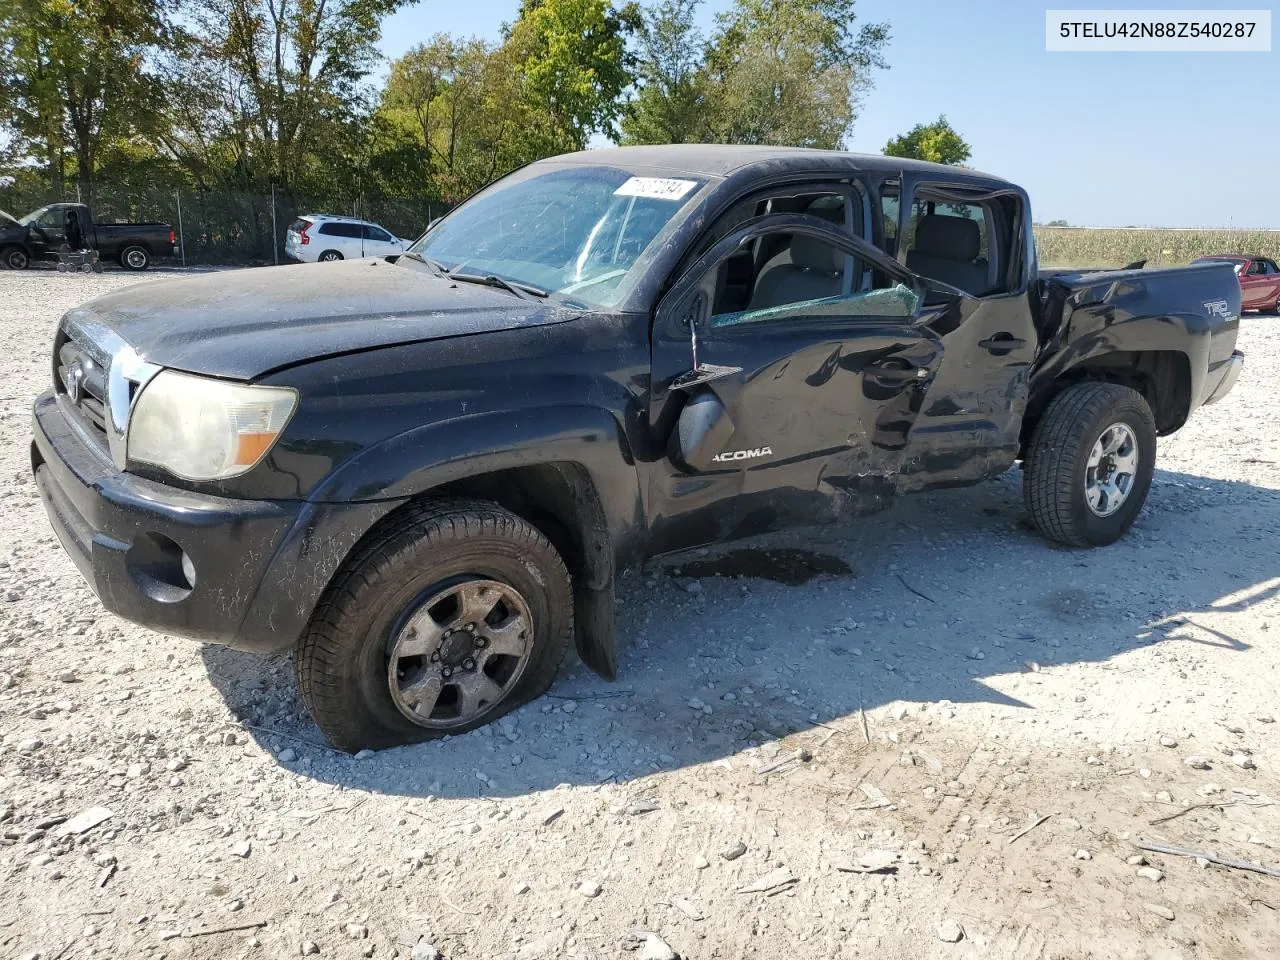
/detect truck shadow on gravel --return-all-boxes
[200,465,1280,799]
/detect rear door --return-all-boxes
[887,175,1038,490]
[317,221,363,258]
[647,212,943,555]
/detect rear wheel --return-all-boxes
[2,246,29,270]
[1023,382,1157,547]
[295,499,573,752]
[120,245,150,271]
[319,249,343,262]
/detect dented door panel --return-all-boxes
[898,294,1037,490]
[648,321,942,554]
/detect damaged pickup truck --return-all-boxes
[32,146,1244,750]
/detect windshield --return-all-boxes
[18,206,49,227]
[413,166,705,307]
[0,209,17,226]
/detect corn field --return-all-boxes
[1034,226,1280,269]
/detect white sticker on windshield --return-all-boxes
[613,177,698,201]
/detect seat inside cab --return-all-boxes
[710,194,850,316]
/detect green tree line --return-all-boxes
[0,0,966,261]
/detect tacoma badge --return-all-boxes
[711,446,773,463]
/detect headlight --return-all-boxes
[128,370,298,481]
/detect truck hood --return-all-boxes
[65,258,580,379]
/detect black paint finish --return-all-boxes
[30,147,1244,673]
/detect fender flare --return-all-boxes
[1031,311,1208,427]
[308,404,645,679]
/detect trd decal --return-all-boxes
[1203,299,1236,322]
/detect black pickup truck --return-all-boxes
[1,202,177,271]
[31,146,1244,750]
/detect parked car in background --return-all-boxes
[1191,255,1280,313]
[0,202,177,271]
[284,214,411,263]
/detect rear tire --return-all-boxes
[2,246,29,270]
[1023,382,1156,547]
[295,499,573,752]
[120,245,150,271]
[319,250,343,262]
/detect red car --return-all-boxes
[1192,255,1280,313]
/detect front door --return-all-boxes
[362,224,400,257]
[890,176,1039,490]
[646,214,944,556]
[25,206,68,259]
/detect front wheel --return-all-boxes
[295,499,573,752]
[120,245,151,271]
[1023,382,1157,547]
[2,246,29,270]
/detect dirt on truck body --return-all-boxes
[31,145,1243,751]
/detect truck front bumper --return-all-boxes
[31,390,403,655]
[1203,350,1244,405]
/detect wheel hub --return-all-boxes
[438,627,478,667]
[386,579,533,729]
[1084,422,1139,518]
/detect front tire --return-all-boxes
[296,499,573,752]
[1024,382,1156,547]
[120,245,151,271]
[2,246,29,270]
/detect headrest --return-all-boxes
[791,196,845,272]
[791,234,839,273]
[914,214,980,262]
[804,196,845,225]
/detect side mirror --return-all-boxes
[668,388,737,473]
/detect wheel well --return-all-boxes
[1022,350,1191,453]
[428,462,612,598]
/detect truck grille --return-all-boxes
[53,329,112,451]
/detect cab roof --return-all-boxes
[549,144,1011,187]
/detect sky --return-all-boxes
[377,0,1280,228]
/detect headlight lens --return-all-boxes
[128,370,298,481]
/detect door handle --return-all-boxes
[978,333,1026,354]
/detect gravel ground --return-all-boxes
[1,268,1279,960]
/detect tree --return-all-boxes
[164,0,411,195]
[0,0,168,198]
[620,0,706,145]
[504,0,641,150]
[699,0,888,148]
[882,115,971,165]
[379,36,563,203]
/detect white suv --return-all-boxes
[284,214,413,263]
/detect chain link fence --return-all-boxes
[0,182,451,266]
